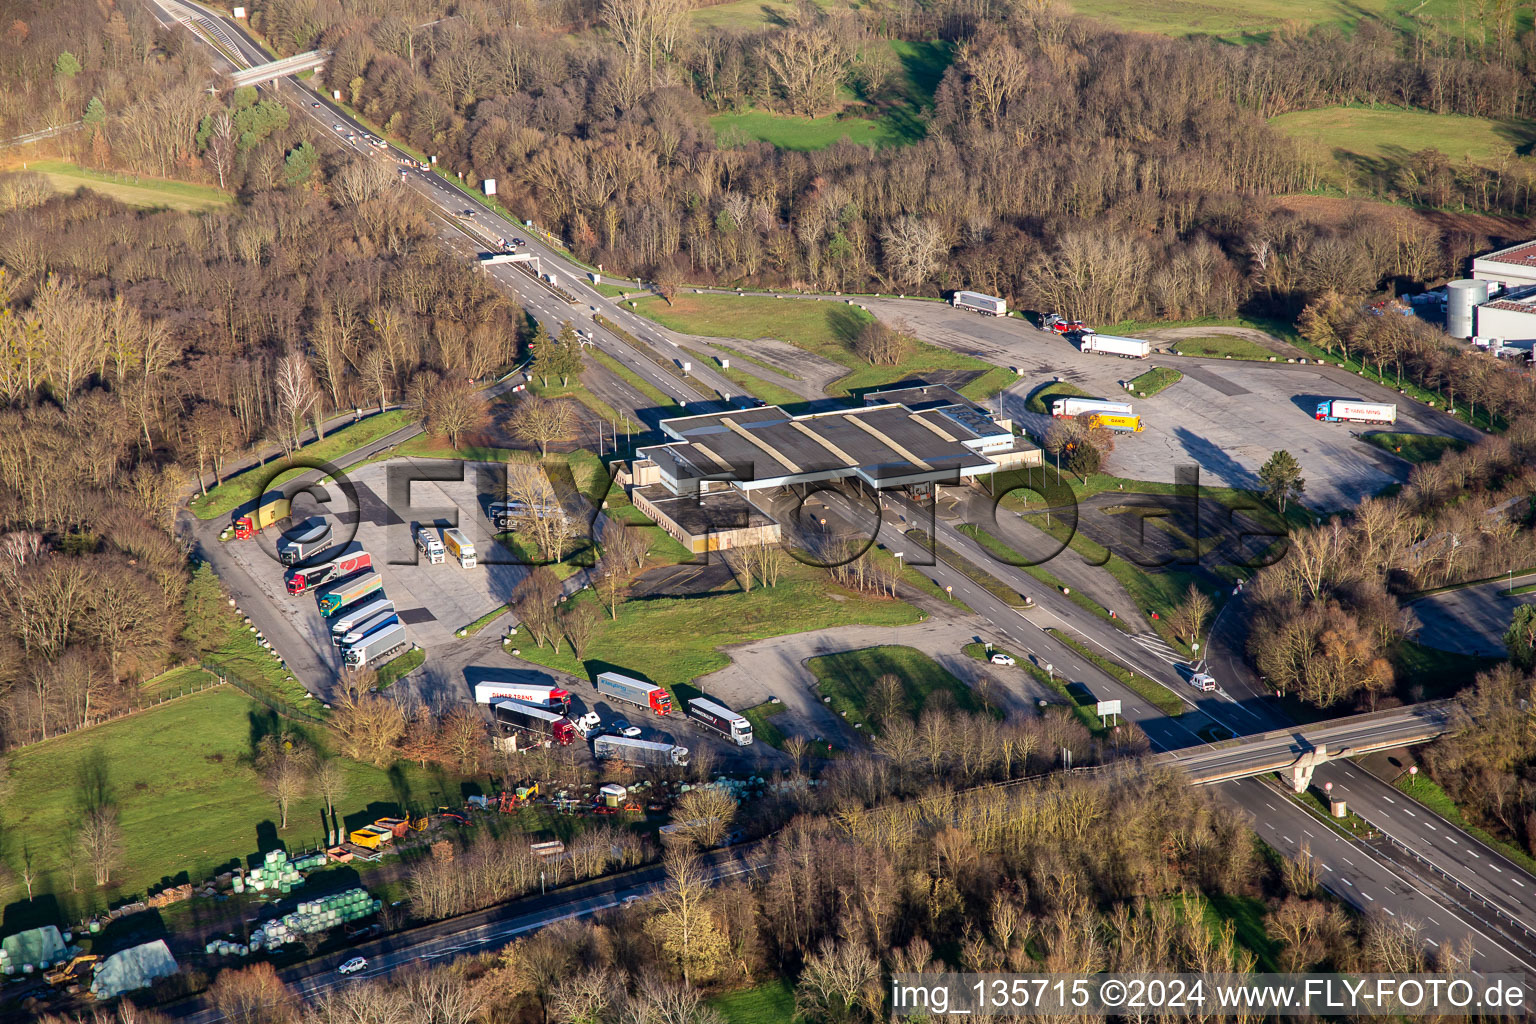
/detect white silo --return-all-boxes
[1446,279,1489,338]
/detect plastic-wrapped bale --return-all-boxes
[90,940,178,1000]
[1,926,67,973]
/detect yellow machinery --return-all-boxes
[45,954,99,986]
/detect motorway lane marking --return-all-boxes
[1404,809,1416,817]
[1304,829,1316,838]
[1362,890,1375,901]
[1448,836,1459,844]
[1424,821,1437,831]
[1386,907,1395,915]
[1492,863,1503,873]
[1514,877,1526,887]
[1383,796,1395,804]
[1426,938,1439,947]
[1283,835,1293,843]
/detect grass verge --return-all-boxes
[189,410,415,521]
[808,645,984,733]
[1127,366,1184,397]
[1361,431,1467,464]
[739,702,789,749]
[965,642,1107,735]
[955,523,1122,629]
[1045,627,1184,716]
[907,528,1033,608]
[1169,335,1277,360]
[376,647,425,688]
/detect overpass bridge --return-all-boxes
[1159,700,1454,790]
[228,50,330,88]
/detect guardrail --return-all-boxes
[1371,830,1536,951]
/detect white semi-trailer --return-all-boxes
[1315,399,1397,425]
[593,735,690,767]
[1051,397,1134,419]
[952,291,1007,316]
[1080,334,1151,359]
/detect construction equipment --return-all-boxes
[409,816,429,831]
[45,954,99,986]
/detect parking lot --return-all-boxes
[222,458,545,678]
[1004,356,1482,512]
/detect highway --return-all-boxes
[132,0,1536,995]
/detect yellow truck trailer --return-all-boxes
[1087,413,1144,433]
[234,492,292,539]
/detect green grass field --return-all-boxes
[709,40,949,150]
[1361,431,1467,464]
[0,686,464,915]
[187,564,318,712]
[510,565,922,689]
[1271,106,1529,166]
[710,979,798,1024]
[712,110,888,151]
[1127,366,1183,398]
[189,410,416,521]
[808,645,982,731]
[15,160,234,212]
[1064,0,1500,43]
[1169,335,1277,361]
[631,294,1008,397]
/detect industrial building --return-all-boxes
[1443,239,1536,353]
[627,385,1040,552]
[1471,240,1536,291]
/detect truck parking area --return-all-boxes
[1006,357,1480,511]
[219,458,544,677]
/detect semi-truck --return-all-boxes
[490,499,568,530]
[338,610,400,649]
[233,492,291,540]
[286,549,371,595]
[473,680,571,710]
[1052,397,1133,419]
[491,699,575,746]
[1080,334,1151,359]
[952,291,1007,316]
[331,598,395,644]
[342,622,408,667]
[416,527,445,564]
[596,671,673,715]
[1315,399,1397,425]
[443,527,476,568]
[593,735,689,767]
[317,571,383,616]
[277,519,333,565]
[1086,413,1144,433]
[686,697,753,746]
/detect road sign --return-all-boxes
[1096,699,1121,718]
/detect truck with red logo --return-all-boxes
[474,681,571,710]
[285,549,371,595]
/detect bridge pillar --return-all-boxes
[1287,744,1327,793]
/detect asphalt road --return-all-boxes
[1220,777,1536,982]
[1407,573,1536,657]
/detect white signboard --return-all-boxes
[233,6,246,16]
[1096,699,1122,718]
[482,178,497,196]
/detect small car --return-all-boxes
[611,718,641,738]
[990,653,1016,666]
[311,102,321,108]
[513,237,526,246]
[621,894,643,906]
[338,957,369,976]
[462,209,476,217]
[333,123,344,131]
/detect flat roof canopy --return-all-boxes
[642,403,1001,492]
